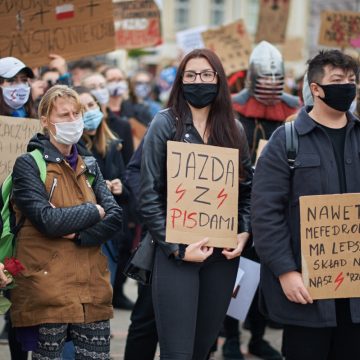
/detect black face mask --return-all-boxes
[182,83,218,109]
[316,83,356,112]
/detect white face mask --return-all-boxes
[49,118,84,145]
[2,83,31,109]
[91,88,110,105]
[107,80,128,97]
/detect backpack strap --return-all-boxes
[30,149,47,183]
[285,121,298,169]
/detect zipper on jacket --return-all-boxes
[48,177,58,202]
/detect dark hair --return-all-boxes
[307,50,360,85]
[69,59,96,72]
[168,48,241,151]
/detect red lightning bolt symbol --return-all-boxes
[217,188,228,209]
[334,272,344,291]
[175,183,186,203]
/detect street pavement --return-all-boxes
[0,279,283,359]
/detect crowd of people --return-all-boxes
[0,41,359,360]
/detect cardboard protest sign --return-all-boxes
[201,20,252,75]
[300,193,360,299]
[227,257,260,321]
[255,0,290,44]
[114,0,162,49]
[0,0,115,68]
[282,37,304,61]
[176,26,207,55]
[166,141,239,248]
[318,10,360,49]
[0,116,42,184]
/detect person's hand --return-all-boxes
[62,233,76,239]
[0,263,12,288]
[182,238,213,262]
[105,180,112,191]
[48,54,68,75]
[96,204,105,219]
[279,271,313,304]
[222,232,250,259]
[110,178,123,195]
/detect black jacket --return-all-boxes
[252,107,360,327]
[12,134,123,247]
[139,108,252,257]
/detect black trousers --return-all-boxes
[282,300,360,360]
[124,283,158,360]
[152,247,239,360]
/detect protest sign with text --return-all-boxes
[300,193,360,299]
[166,141,239,249]
[114,0,161,49]
[0,116,42,184]
[201,20,252,75]
[0,0,115,68]
[318,10,360,49]
[255,0,290,44]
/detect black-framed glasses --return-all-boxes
[182,70,217,83]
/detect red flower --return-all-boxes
[4,257,25,277]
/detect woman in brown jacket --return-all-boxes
[10,85,122,359]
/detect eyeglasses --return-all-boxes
[182,70,217,83]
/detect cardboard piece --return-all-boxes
[0,0,115,68]
[318,10,360,49]
[176,25,207,55]
[166,141,239,249]
[128,117,147,149]
[300,193,360,299]
[255,0,290,44]
[114,0,161,49]
[0,116,42,184]
[282,37,304,61]
[255,139,268,165]
[227,257,261,321]
[201,20,252,75]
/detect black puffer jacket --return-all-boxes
[12,133,123,246]
[139,108,252,257]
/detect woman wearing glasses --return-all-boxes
[139,48,252,359]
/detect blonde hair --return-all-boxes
[38,85,83,120]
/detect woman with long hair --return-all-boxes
[139,48,252,359]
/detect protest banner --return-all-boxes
[300,193,360,299]
[255,0,290,44]
[227,257,260,321]
[166,141,239,248]
[114,0,162,49]
[282,37,304,61]
[176,25,207,55]
[201,20,252,75]
[0,0,115,68]
[318,10,360,49]
[0,116,42,184]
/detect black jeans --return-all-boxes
[124,283,158,360]
[152,247,239,360]
[282,300,360,360]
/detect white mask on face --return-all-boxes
[91,88,110,105]
[107,80,128,97]
[2,83,30,109]
[49,118,84,145]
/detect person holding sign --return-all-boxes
[139,48,252,360]
[252,50,360,360]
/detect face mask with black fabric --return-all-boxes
[83,108,103,130]
[316,83,356,112]
[182,83,218,109]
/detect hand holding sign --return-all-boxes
[279,271,313,305]
[182,238,214,262]
[222,232,250,260]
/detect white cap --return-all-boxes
[0,57,34,79]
